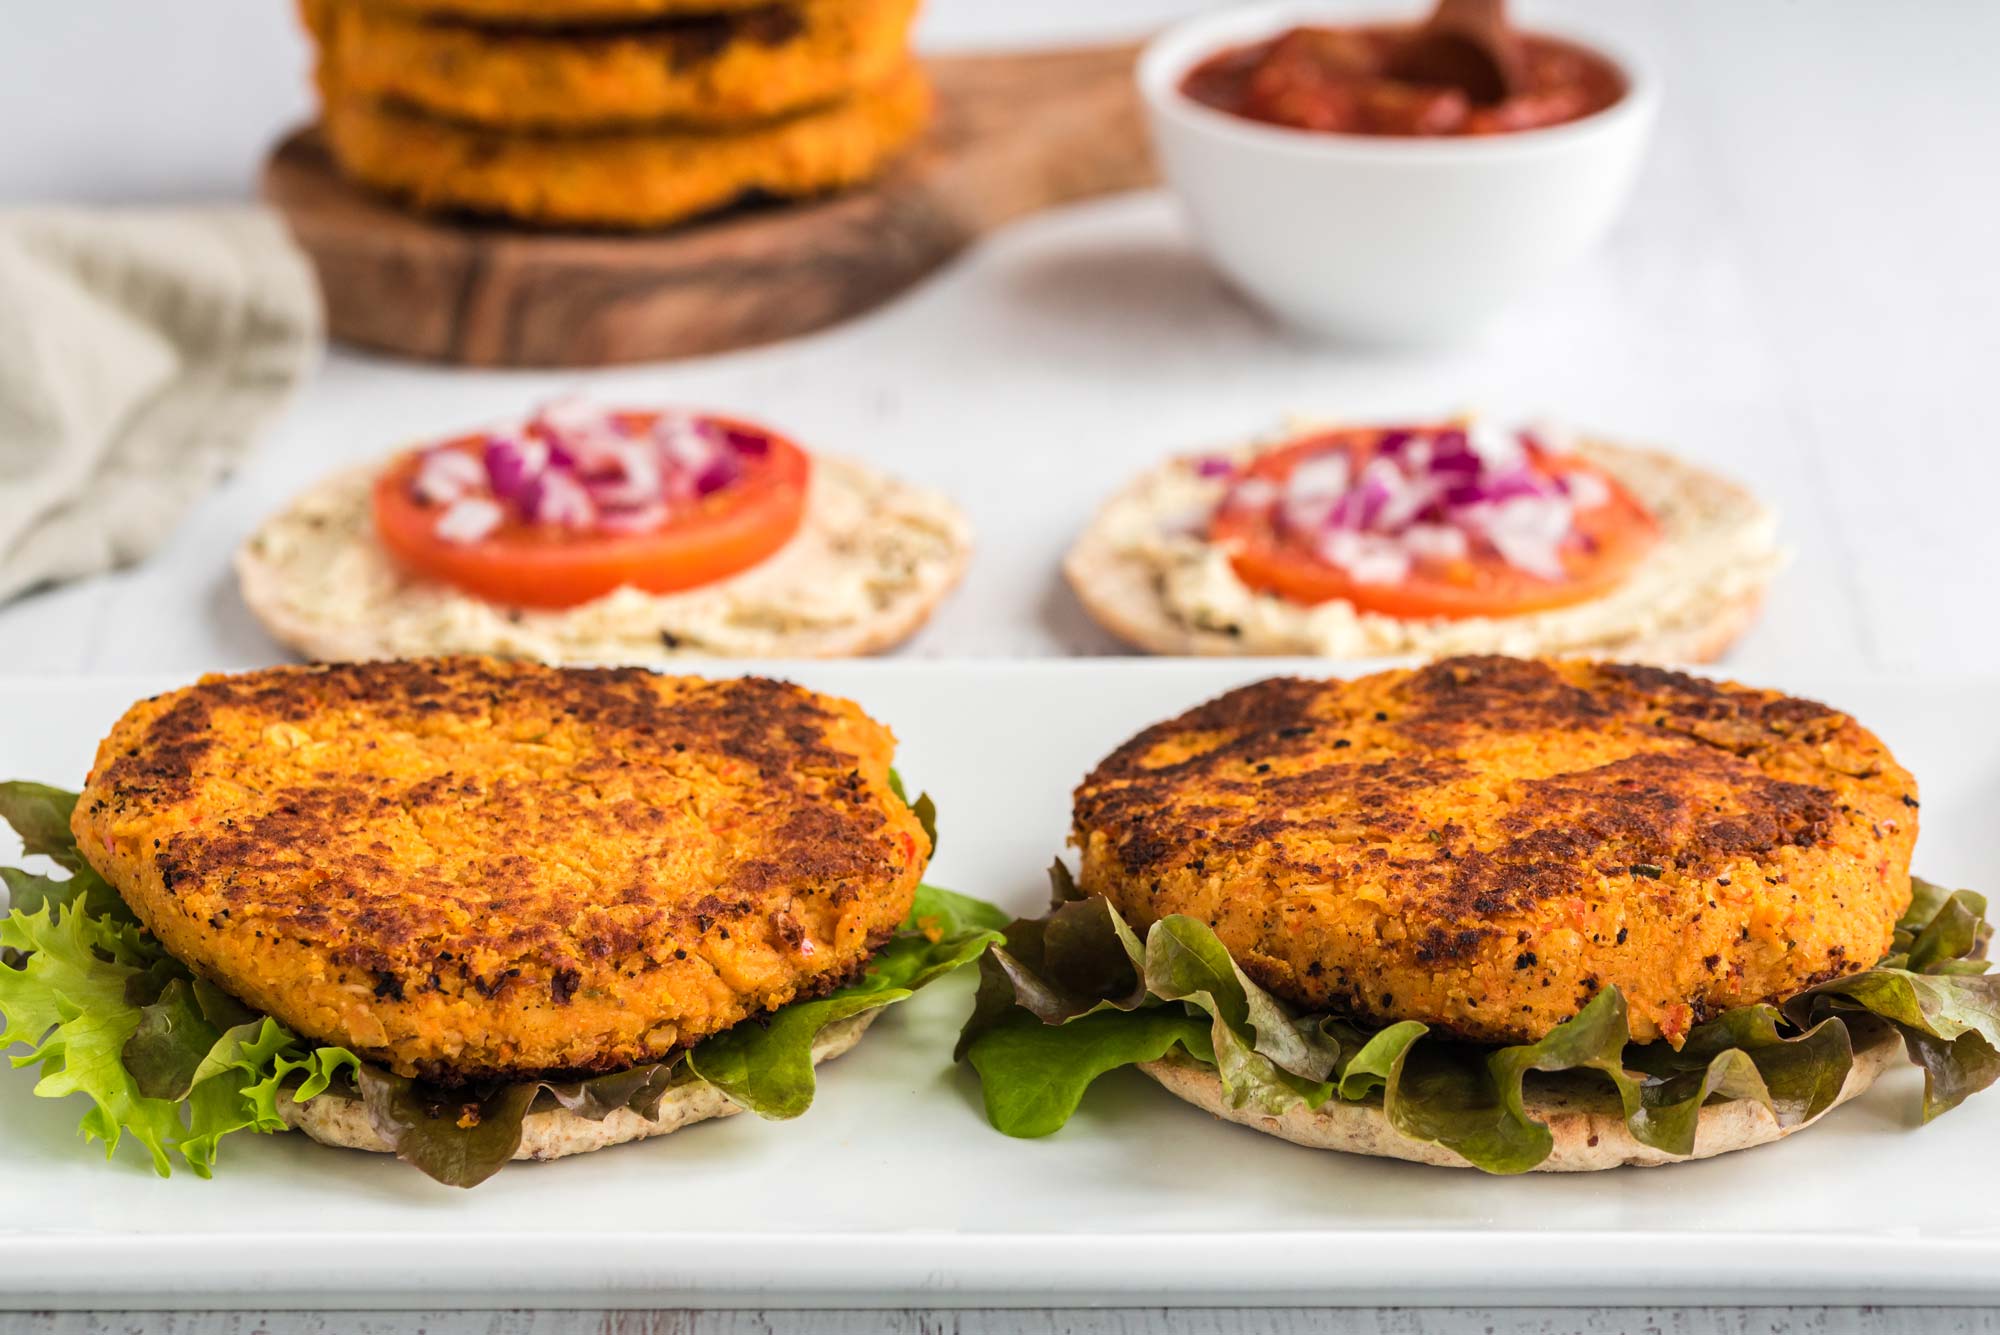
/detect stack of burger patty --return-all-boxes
[301,0,929,227]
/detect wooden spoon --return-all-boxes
[1387,0,1523,105]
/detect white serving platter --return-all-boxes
[2,660,1997,1310]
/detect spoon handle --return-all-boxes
[1397,0,1522,103]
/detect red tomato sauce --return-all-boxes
[1180,25,1624,137]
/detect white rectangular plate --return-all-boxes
[2,660,1997,1310]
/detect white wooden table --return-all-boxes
[9,1314,2000,1335]
[1,0,1995,1330]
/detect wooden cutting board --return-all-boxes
[262,43,1153,368]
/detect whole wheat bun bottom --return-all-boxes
[278,1010,876,1163]
[1138,1018,1901,1171]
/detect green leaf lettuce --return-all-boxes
[959,864,1999,1173]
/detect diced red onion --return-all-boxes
[722,426,771,457]
[1219,419,1615,586]
[483,434,550,506]
[1288,454,1351,499]
[1371,474,1435,530]
[1402,523,1470,560]
[692,452,743,497]
[523,469,596,529]
[653,413,721,469]
[576,437,663,508]
[434,497,504,544]
[1192,455,1237,479]
[1471,495,1572,579]
[418,400,764,542]
[1482,469,1553,503]
[412,448,484,505]
[1315,529,1413,585]
[1327,476,1392,529]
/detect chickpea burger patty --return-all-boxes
[304,0,921,132]
[318,62,930,229]
[71,657,927,1084]
[1072,656,1918,1048]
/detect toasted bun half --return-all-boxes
[236,455,970,663]
[1137,1019,1900,1172]
[1065,439,1780,663]
[278,1010,876,1163]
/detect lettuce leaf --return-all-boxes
[886,767,940,856]
[959,866,1998,1173]
[1,782,1002,1188]
[688,882,1005,1118]
[969,1007,1213,1137]
[0,901,185,1174]
[0,782,94,873]
[1782,889,2000,1119]
[320,881,1004,1188]
[0,781,366,1180]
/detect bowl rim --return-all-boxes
[1137,1,1660,162]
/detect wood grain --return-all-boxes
[261,44,1154,368]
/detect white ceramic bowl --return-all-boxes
[1138,3,1659,345]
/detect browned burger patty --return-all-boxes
[72,658,926,1083]
[303,0,920,132]
[316,62,931,229]
[1072,656,1917,1047]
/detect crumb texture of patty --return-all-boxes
[1072,656,1918,1047]
[72,657,926,1084]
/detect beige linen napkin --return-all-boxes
[0,207,320,604]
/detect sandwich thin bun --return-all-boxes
[278,1010,876,1164]
[1137,1018,1901,1172]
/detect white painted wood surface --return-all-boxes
[6,1312,2000,1335]
[1,0,1995,1330]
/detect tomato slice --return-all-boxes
[1209,427,1659,620]
[372,413,809,610]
